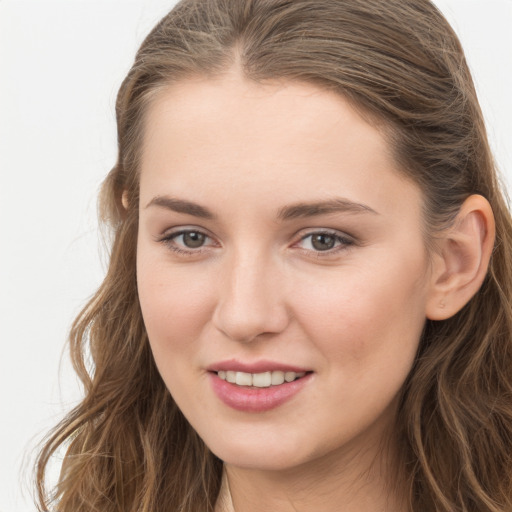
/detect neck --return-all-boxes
[217,425,407,512]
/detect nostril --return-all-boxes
[211,283,290,342]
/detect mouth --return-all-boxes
[209,368,313,412]
[215,370,309,388]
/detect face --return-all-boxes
[136,73,433,472]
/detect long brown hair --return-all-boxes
[36,0,512,510]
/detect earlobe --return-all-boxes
[122,190,129,210]
[426,194,495,321]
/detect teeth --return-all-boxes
[217,370,306,387]
[252,371,271,388]
[285,371,297,383]
[235,372,253,386]
[271,371,285,385]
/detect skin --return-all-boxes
[136,71,438,511]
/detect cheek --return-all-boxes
[136,254,217,408]
[136,253,216,354]
[292,257,428,366]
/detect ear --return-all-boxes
[426,194,495,320]
[121,190,129,210]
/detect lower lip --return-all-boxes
[209,372,312,412]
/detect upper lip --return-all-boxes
[206,359,311,374]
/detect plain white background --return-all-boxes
[1,1,511,510]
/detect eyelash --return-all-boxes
[158,230,215,256]
[295,230,355,256]
[158,228,355,258]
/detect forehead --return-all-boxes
[141,74,388,162]
[139,74,422,221]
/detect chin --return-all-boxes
[204,432,322,472]
[216,450,304,472]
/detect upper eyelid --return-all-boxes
[293,228,357,253]
[157,227,355,251]
[159,226,352,238]
[296,227,355,241]
[157,230,216,256]
[159,226,215,240]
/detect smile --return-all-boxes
[209,369,313,412]
[217,370,307,388]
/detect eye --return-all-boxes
[176,231,207,248]
[296,230,354,254]
[158,228,216,255]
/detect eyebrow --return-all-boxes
[277,198,378,220]
[145,195,378,220]
[145,196,216,219]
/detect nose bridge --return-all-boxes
[213,243,289,342]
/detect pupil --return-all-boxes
[312,234,335,251]
[183,232,205,248]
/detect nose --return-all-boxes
[212,251,290,343]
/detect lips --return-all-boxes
[207,360,313,412]
[207,359,310,374]
[217,369,306,387]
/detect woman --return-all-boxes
[35,0,512,511]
